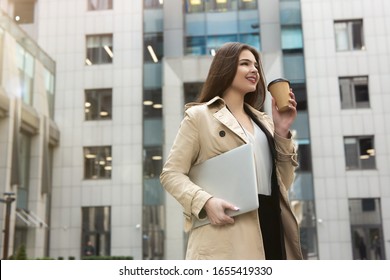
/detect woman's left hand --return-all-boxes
[272,88,297,138]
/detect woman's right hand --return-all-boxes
[204,197,239,226]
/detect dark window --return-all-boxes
[362,199,375,212]
[144,33,163,63]
[143,147,162,179]
[82,206,111,257]
[144,0,163,9]
[86,34,113,65]
[297,143,312,171]
[84,146,112,179]
[339,76,369,109]
[143,89,162,118]
[184,82,203,104]
[85,89,112,120]
[344,136,376,170]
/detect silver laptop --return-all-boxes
[188,144,259,228]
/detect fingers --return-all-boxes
[288,88,297,110]
[205,198,238,226]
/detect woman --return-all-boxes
[160,42,302,260]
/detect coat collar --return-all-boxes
[185,96,271,143]
[207,97,250,142]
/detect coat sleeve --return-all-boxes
[274,132,299,190]
[160,110,213,225]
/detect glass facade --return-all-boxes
[14,132,32,255]
[81,206,111,257]
[184,0,260,55]
[281,0,318,259]
[44,68,55,118]
[16,44,34,105]
[142,0,165,260]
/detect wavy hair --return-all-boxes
[196,42,266,110]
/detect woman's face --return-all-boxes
[228,49,259,96]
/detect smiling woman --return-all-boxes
[160,42,302,260]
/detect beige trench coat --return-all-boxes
[160,96,303,260]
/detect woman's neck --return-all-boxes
[223,91,245,115]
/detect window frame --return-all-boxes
[334,19,365,51]
[83,146,112,179]
[81,206,111,257]
[344,135,376,170]
[85,34,113,65]
[16,43,35,105]
[87,0,113,11]
[84,88,113,121]
[339,76,370,109]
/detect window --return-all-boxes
[85,89,112,120]
[143,89,162,118]
[349,198,385,259]
[16,44,34,105]
[17,133,32,210]
[44,68,55,118]
[238,0,257,11]
[82,207,111,257]
[281,26,303,50]
[334,20,364,51]
[344,136,376,170]
[143,147,162,179]
[144,33,163,63]
[144,0,163,9]
[297,143,312,172]
[280,0,301,25]
[205,0,237,12]
[87,0,112,10]
[339,76,369,109]
[291,83,307,111]
[86,34,113,65]
[283,51,305,84]
[184,0,257,13]
[184,82,203,104]
[84,146,112,179]
[14,0,35,23]
[0,28,3,82]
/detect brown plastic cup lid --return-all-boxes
[267,78,290,91]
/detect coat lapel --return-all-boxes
[213,106,249,143]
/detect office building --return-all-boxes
[0,0,388,260]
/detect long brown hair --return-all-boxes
[196,42,266,110]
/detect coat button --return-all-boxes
[219,130,226,137]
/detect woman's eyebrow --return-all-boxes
[239,58,259,66]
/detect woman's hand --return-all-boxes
[272,88,297,138]
[203,197,239,226]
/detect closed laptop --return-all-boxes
[188,144,259,228]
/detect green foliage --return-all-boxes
[15,244,27,260]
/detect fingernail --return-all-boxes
[234,207,240,211]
